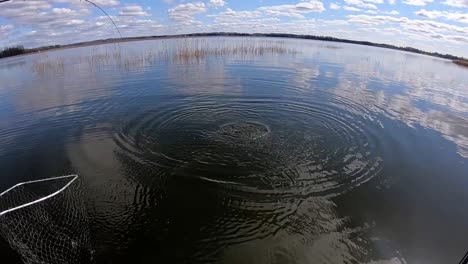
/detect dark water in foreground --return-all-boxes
[0,37,467,264]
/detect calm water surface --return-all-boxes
[0,37,467,264]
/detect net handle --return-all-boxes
[0,174,78,217]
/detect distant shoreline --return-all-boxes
[1,32,467,66]
[453,60,468,68]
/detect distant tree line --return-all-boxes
[183,32,466,61]
[0,32,467,63]
[0,45,26,59]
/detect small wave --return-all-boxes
[112,93,384,199]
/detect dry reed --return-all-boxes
[30,38,299,74]
[454,60,468,68]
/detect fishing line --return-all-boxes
[0,0,123,39]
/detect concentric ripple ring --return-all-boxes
[112,93,384,199]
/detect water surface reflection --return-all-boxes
[0,37,467,264]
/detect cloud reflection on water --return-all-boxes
[0,37,466,264]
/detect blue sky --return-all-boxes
[1,0,467,57]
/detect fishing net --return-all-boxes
[0,175,93,264]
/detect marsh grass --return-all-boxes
[30,38,299,74]
[33,58,65,75]
[174,42,298,63]
[454,60,468,68]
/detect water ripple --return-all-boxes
[112,93,383,199]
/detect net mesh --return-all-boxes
[0,175,93,264]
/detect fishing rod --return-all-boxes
[0,0,123,39]
[460,251,468,264]
[82,0,123,39]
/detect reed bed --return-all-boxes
[30,38,299,74]
[454,60,468,68]
[33,58,65,75]
[174,44,298,63]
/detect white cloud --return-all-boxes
[169,2,207,15]
[0,0,165,47]
[208,0,226,8]
[415,9,468,24]
[258,0,326,18]
[0,0,467,59]
[168,2,207,24]
[346,15,404,24]
[0,24,14,39]
[442,0,468,7]
[120,18,163,30]
[89,0,120,6]
[295,0,326,11]
[345,6,363,11]
[119,5,150,16]
[344,0,378,9]
[1,0,89,27]
[415,9,442,19]
[388,0,397,4]
[330,3,341,9]
[0,25,13,31]
[169,2,207,16]
[402,0,433,6]
[209,8,262,24]
[364,0,385,3]
[383,10,400,15]
[65,19,85,25]
[346,14,468,47]
[51,7,77,15]
[52,0,120,7]
[318,19,350,26]
[445,35,468,43]
[2,0,51,19]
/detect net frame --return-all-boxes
[0,175,78,217]
[0,174,93,264]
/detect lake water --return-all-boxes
[0,37,467,264]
